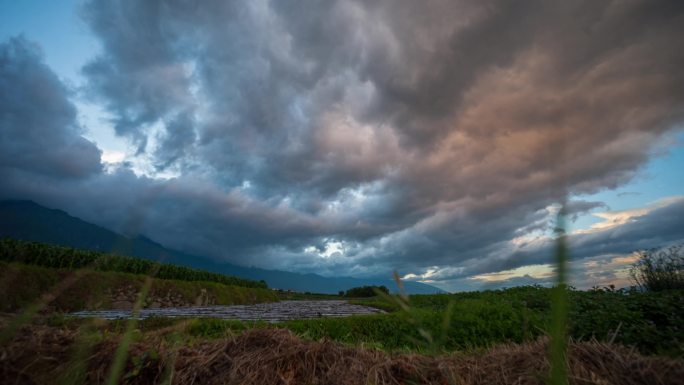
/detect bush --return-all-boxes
[344,285,389,298]
[630,245,684,291]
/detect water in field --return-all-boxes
[69,300,383,322]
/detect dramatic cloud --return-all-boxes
[565,200,609,222]
[2,0,684,290]
[0,37,102,178]
[439,197,684,290]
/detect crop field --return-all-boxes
[1,239,682,384]
[132,286,682,358]
[1,286,683,385]
[0,261,278,313]
[0,238,267,289]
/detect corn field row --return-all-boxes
[0,238,267,289]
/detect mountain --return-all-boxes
[0,200,444,294]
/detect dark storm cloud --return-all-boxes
[0,37,102,178]
[79,0,684,205]
[2,1,684,285]
[153,112,196,170]
[569,199,684,259]
[67,0,684,266]
[565,200,609,222]
[80,0,197,154]
[0,35,327,259]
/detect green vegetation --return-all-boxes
[279,306,534,353]
[18,280,676,385]
[4,212,682,384]
[549,211,568,385]
[0,261,277,312]
[2,235,682,371]
[630,244,684,291]
[274,290,340,300]
[0,238,267,289]
[178,285,683,357]
[45,284,682,357]
[343,285,390,298]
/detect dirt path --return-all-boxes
[69,300,383,322]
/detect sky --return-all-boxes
[1,0,683,292]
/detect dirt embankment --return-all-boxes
[2,321,682,385]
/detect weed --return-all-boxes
[630,244,684,291]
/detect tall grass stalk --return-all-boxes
[385,271,455,355]
[159,330,184,385]
[549,206,568,385]
[58,319,102,385]
[105,274,155,385]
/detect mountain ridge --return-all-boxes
[0,200,444,294]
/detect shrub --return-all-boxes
[629,244,684,291]
[344,285,389,298]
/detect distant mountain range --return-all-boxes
[0,200,444,294]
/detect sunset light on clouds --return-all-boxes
[1,0,683,291]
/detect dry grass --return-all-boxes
[2,320,683,385]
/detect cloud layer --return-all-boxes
[2,0,684,290]
[0,37,102,178]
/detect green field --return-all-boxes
[2,238,682,357]
[0,238,267,289]
[0,261,278,312]
[134,286,682,358]
[25,285,681,358]
[1,239,683,384]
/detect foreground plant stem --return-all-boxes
[549,205,568,385]
[106,274,155,385]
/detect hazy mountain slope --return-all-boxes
[0,200,444,294]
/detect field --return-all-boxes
[3,319,683,385]
[1,239,683,384]
[0,238,268,289]
[0,261,278,313]
[1,287,683,384]
[114,286,682,358]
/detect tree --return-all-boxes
[629,244,684,291]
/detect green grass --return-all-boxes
[275,290,342,300]
[0,238,267,289]
[0,261,278,312]
[3,236,682,369]
[12,257,680,357]
[282,292,547,353]
[173,286,683,357]
[19,284,680,374]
